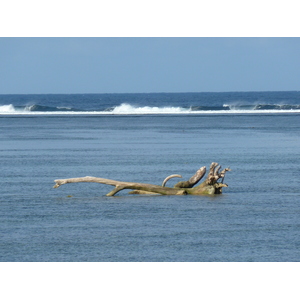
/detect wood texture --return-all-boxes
[53,163,230,196]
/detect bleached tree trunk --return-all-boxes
[53,162,230,196]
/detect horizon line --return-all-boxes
[0,90,299,95]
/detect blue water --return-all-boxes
[0,92,300,261]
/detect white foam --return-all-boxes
[111,103,188,114]
[0,104,16,112]
[0,103,299,115]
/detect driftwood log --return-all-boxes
[53,162,230,196]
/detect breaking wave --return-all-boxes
[1,103,300,115]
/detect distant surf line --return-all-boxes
[1,103,300,115]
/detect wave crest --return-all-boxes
[0,104,16,112]
[1,102,300,115]
[111,103,187,114]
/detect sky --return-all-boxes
[1,37,300,94]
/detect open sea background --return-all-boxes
[0,91,300,262]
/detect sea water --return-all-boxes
[0,92,299,261]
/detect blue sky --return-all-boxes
[1,37,300,94]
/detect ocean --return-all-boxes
[0,91,299,262]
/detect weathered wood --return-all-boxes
[54,176,186,196]
[174,166,206,188]
[162,174,182,187]
[53,162,230,196]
